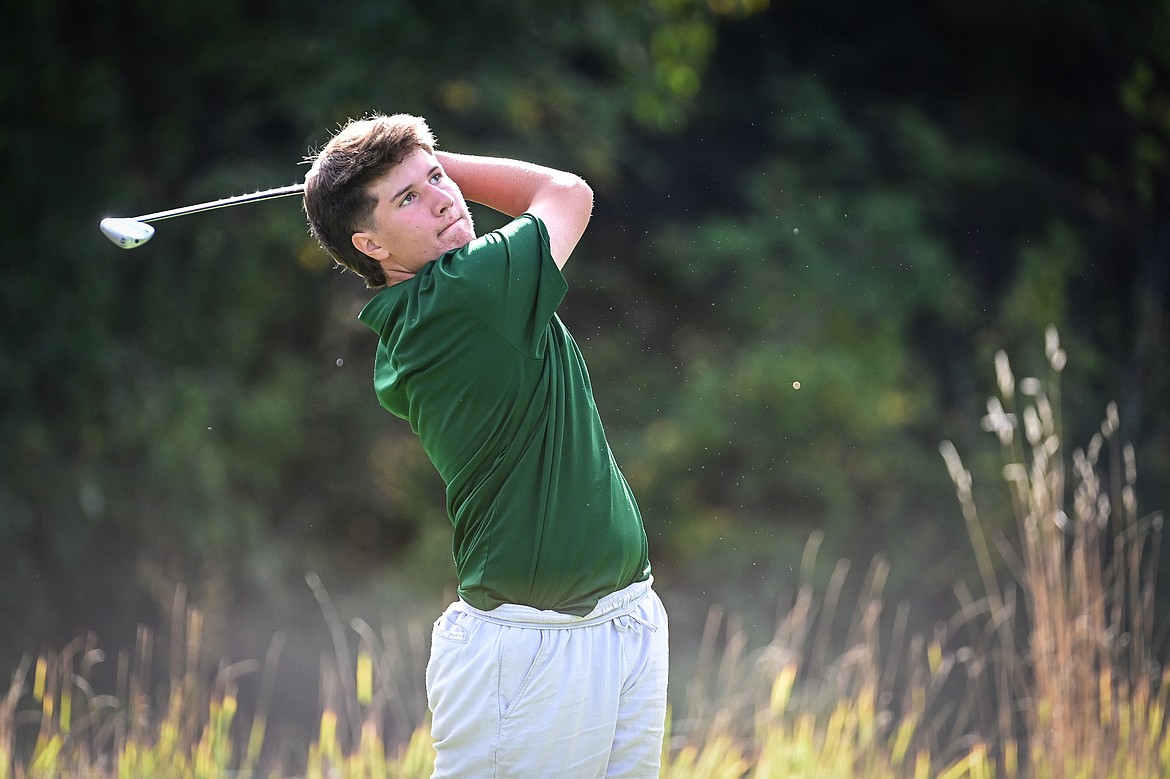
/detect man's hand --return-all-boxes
[436,151,593,269]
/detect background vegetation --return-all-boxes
[1,0,1167,764]
[4,348,1166,776]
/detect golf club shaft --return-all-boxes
[133,183,304,223]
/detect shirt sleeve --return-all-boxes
[435,214,568,356]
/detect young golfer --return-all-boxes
[303,114,668,778]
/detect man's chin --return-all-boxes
[443,220,475,248]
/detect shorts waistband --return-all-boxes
[459,577,653,629]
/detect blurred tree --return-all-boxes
[0,0,763,667]
[1,0,1166,687]
[557,0,1169,634]
[583,71,974,621]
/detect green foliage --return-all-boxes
[610,74,971,608]
[0,0,753,668]
[2,0,1168,707]
[3,343,1166,777]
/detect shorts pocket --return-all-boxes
[498,627,550,720]
[426,609,482,712]
[432,609,475,645]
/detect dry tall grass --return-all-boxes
[938,327,1168,778]
[2,327,1166,777]
[663,326,1168,778]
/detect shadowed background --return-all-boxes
[2,0,1167,747]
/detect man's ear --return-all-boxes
[352,231,390,261]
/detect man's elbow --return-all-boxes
[557,172,593,217]
[534,173,595,268]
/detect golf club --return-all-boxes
[100,183,305,248]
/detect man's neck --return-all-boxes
[384,269,417,286]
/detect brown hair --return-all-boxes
[303,114,437,288]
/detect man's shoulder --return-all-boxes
[465,213,545,253]
[435,214,551,280]
[357,284,406,333]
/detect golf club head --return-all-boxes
[100,217,155,249]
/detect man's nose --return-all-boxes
[431,186,454,212]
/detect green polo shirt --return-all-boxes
[357,214,650,615]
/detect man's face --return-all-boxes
[353,148,475,274]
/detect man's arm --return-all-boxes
[436,151,593,269]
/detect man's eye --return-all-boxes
[430,172,443,184]
[400,193,416,206]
